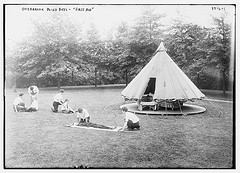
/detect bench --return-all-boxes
[138,101,157,111]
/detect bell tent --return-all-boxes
[121,42,205,109]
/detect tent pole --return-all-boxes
[178,100,183,115]
[165,100,167,116]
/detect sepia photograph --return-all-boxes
[3,2,236,169]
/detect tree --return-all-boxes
[106,39,131,85]
[107,21,158,86]
[13,13,86,88]
[5,46,19,91]
[164,20,210,85]
[132,5,165,43]
[208,13,232,94]
[120,6,165,84]
[111,22,132,85]
[82,23,103,87]
[163,13,232,93]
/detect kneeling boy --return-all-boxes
[120,107,140,131]
[76,108,90,124]
[13,93,26,112]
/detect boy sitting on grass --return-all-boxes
[13,93,26,112]
[120,107,140,131]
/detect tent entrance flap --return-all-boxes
[144,78,156,95]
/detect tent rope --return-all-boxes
[197,98,211,116]
[205,97,223,117]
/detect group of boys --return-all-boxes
[13,87,140,131]
[51,89,90,123]
[13,86,39,113]
[51,89,140,131]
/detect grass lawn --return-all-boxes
[4,86,234,168]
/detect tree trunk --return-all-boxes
[35,77,39,87]
[221,18,226,96]
[71,71,74,85]
[197,72,200,88]
[94,67,97,87]
[125,70,128,86]
[222,71,226,95]
[57,73,61,89]
[12,76,17,93]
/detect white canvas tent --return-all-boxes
[121,42,205,103]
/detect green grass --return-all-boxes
[4,87,234,168]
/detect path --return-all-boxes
[205,98,233,103]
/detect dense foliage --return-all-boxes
[5,7,233,93]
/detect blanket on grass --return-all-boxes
[65,122,123,132]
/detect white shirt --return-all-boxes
[54,93,64,103]
[61,102,73,111]
[28,86,39,96]
[13,97,23,106]
[76,108,90,119]
[61,102,68,111]
[29,100,38,110]
[125,112,139,123]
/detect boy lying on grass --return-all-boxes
[61,99,75,114]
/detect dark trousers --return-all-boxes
[53,101,61,112]
[13,103,26,112]
[26,107,37,112]
[127,120,140,130]
[79,117,90,123]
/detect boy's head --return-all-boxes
[30,86,34,90]
[65,98,69,102]
[78,108,83,113]
[60,89,64,93]
[19,93,24,97]
[121,107,128,112]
